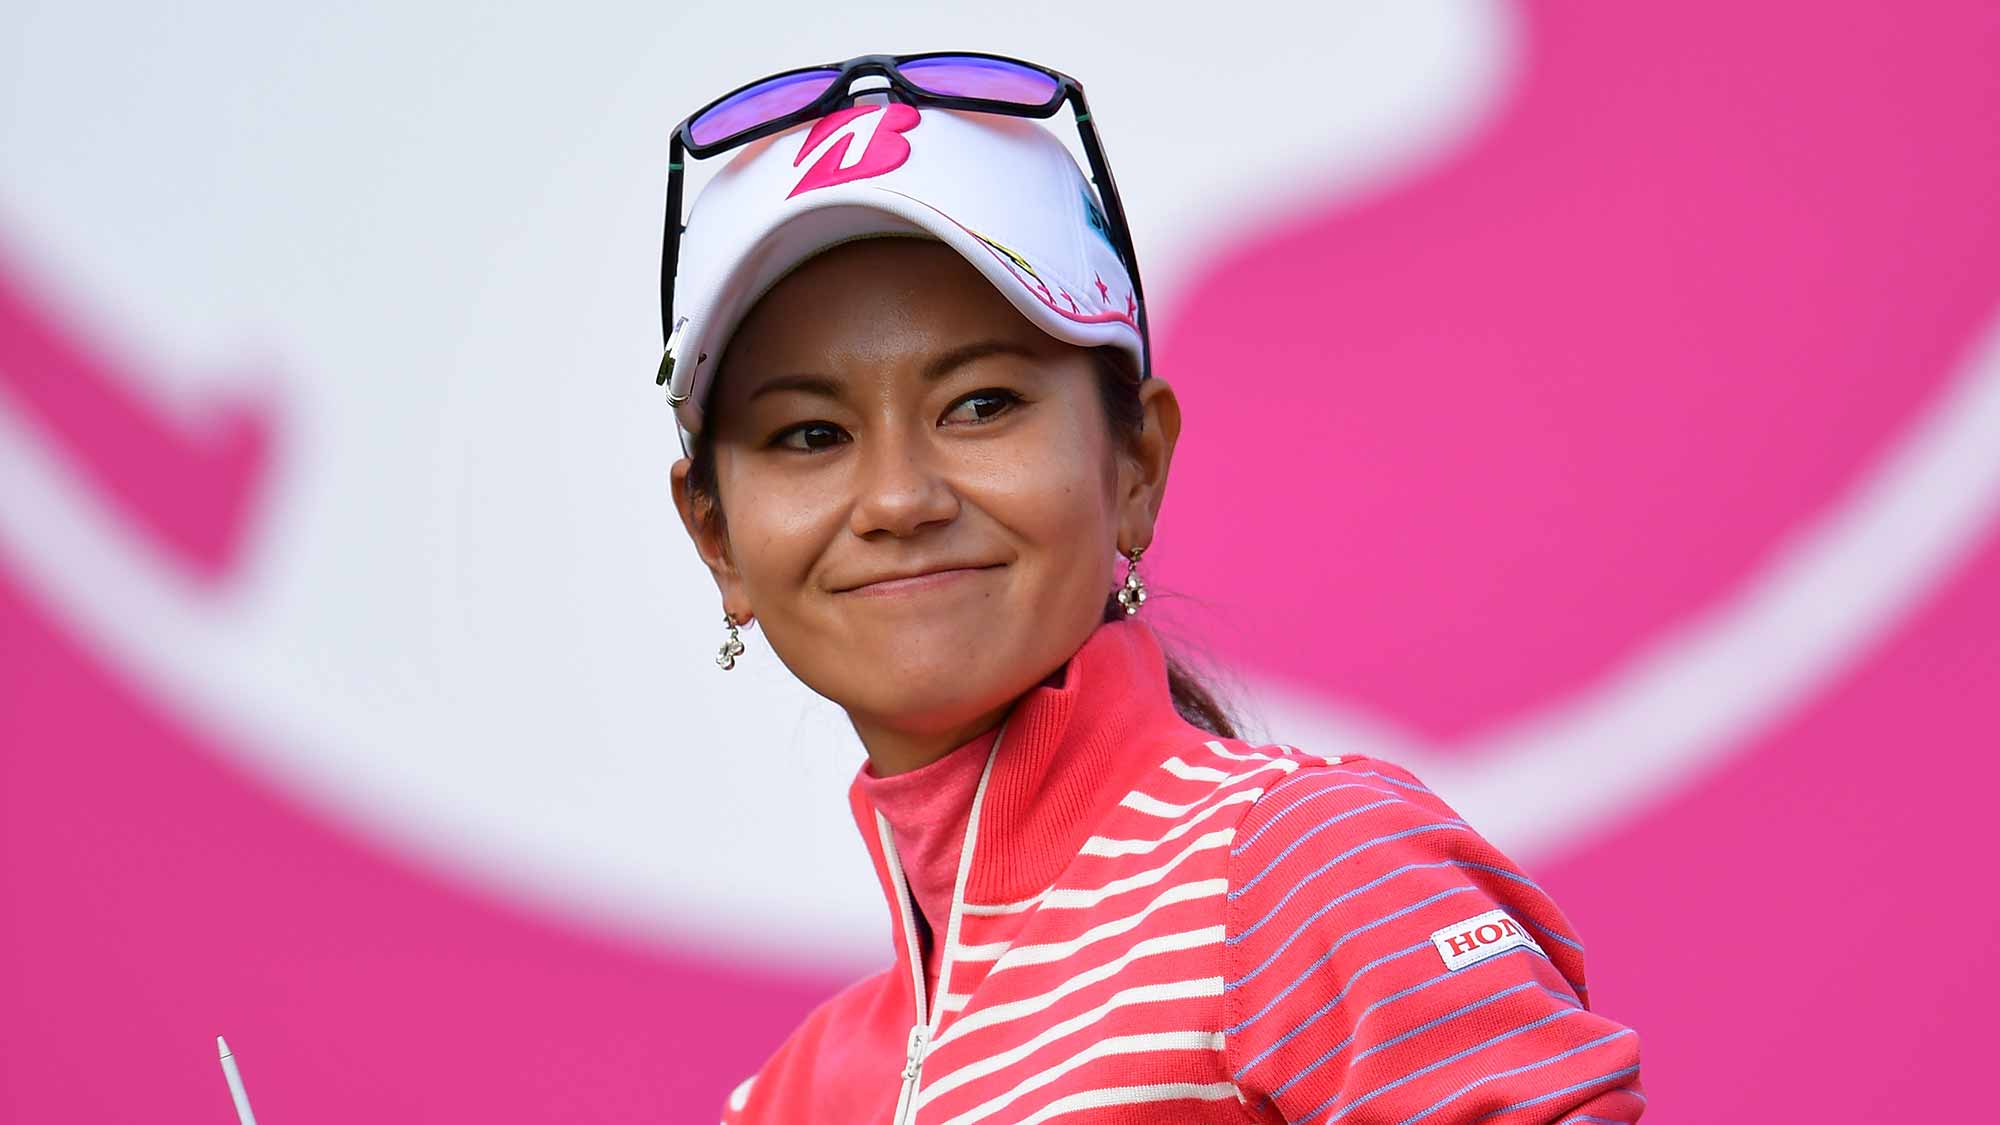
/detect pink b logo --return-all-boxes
[789,103,920,199]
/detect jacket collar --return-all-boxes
[846,617,1204,961]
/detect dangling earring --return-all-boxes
[1115,546,1148,616]
[716,611,746,670]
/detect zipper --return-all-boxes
[878,817,933,1125]
[892,1023,928,1125]
[874,720,1009,1125]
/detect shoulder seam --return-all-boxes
[1217,746,1334,1113]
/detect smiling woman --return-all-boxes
[677,236,1233,773]
[654,52,1644,1125]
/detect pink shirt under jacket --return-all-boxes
[719,618,1645,1124]
[853,719,995,1003]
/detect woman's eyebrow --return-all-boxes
[746,373,844,403]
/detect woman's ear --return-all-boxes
[1118,376,1182,552]
[670,457,750,620]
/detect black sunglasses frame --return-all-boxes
[657,51,1151,394]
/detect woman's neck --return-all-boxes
[851,699,1013,777]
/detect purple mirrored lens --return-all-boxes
[898,56,1060,106]
[689,68,841,146]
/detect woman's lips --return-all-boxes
[834,564,1005,597]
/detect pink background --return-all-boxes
[4,1,1997,1120]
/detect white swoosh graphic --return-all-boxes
[5,2,1997,965]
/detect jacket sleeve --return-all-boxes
[1221,755,1644,1124]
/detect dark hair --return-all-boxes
[683,342,1239,739]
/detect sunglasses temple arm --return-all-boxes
[1067,92,1153,379]
[661,133,687,346]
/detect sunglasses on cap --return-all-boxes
[656,52,1151,386]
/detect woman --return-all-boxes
[657,54,1645,1124]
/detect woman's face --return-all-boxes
[671,236,1179,764]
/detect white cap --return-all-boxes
[661,98,1145,448]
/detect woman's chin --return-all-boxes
[821,615,1018,681]
[780,603,1095,741]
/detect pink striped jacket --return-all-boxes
[719,620,1644,1123]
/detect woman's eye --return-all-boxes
[772,421,851,452]
[940,389,1023,426]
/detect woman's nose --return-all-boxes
[847,426,960,539]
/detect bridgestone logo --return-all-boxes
[1429,908,1548,971]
